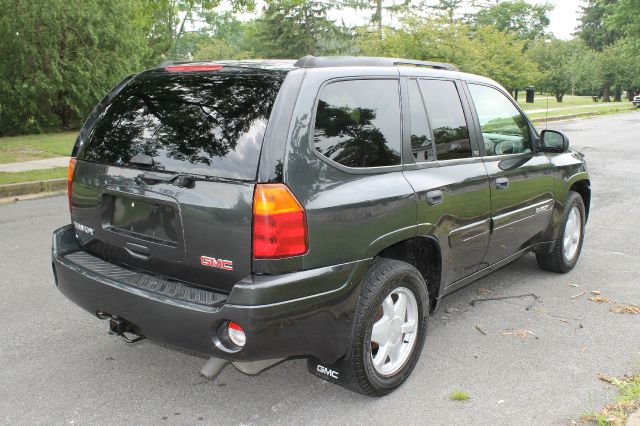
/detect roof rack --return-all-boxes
[293,56,459,71]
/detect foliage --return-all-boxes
[254,0,349,58]
[472,0,553,41]
[577,0,623,51]
[0,0,151,135]
[357,18,539,91]
[527,39,583,101]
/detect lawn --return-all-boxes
[0,131,77,164]
[0,167,67,185]
[516,94,605,111]
[528,103,636,122]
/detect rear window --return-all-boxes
[79,72,285,180]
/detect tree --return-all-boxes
[472,0,553,41]
[254,0,348,58]
[356,17,538,93]
[576,0,622,51]
[528,39,581,102]
[0,0,150,135]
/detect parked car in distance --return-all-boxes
[633,94,640,107]
[52,56,590,396]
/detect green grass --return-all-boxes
[449,390,470,401]
[582,374,640,425]
[0,167,67,185]
[517,94,605,111]
[0,132,77,164]
[529,104,636,122]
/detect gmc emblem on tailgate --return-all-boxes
[200,255,233,271]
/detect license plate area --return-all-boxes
[98,191,185,262]
[106,194,178,245]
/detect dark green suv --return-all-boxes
[51,56,590,396]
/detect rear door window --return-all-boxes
[79,72,284,181]
[419,79,472,161]
[313,79,402,168]
[408,79,434,163]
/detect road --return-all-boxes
[1,112,639,425]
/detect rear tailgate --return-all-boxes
[71,68,285,293]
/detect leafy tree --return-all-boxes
[528,38,582,102]
[254,0,348,58]
[577,0,623,51]
[357,18,538,92]
[472,0,553,41]
[0,0,150,135]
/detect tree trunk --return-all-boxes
[628,87,635,101]
[376,0,382,39]
[614,84,622,102]
[555,91,564,102]
[602,85,611,102]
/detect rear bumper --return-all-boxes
[52,225,369,363]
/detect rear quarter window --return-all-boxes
[313,79,402,168]
[79,72,285,181]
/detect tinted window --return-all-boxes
[408,79,433,162]
[419,79,472,161]
[468,84,531,156]
[79,72,284,180]
[313,79,401,168]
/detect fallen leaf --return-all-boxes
[571,291,585,299]
[568,284,579,288]
[502,329,536,338]
[591,290,601,296]
[609,304,640,314]
[477,288,491,295]
[475,325,488,335]
[589,296,611,303]
[598,372,614,383]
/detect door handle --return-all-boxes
[426,190,443,206]
[495,177,509,190]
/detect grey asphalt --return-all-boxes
[2,112,639,425]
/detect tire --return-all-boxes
[343,257,429,396]
[536,191,586,273]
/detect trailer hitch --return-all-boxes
[97,311,146,344]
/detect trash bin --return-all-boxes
[526,86,535,103]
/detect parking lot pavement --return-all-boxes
[1,112,639,425]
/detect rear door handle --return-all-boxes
[495,177,509,190]
[426,190,443,206]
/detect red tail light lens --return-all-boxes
[165,64,223,72]
[67,157,76,211]
[253,184,308,259]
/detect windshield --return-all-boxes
[79,72,284,180]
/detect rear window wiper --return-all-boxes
[134,171,245,188]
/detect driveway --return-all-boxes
[1,112,639,425]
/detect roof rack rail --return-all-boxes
[293,56,459,71]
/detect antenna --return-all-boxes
[545,94,549,130]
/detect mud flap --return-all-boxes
[307,356,358,392]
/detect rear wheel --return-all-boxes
[344,258,429,396]
[536,191,586,273]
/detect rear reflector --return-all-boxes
[253,184,308,259]
[67,157,76,211]
[227,322,246,347]
[165,64,223,72]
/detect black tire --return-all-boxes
[536,191,586,273]
[344,257,429,396]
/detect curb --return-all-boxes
[0,178,66,198]
[628,408,640,426]
[531,107,636,124]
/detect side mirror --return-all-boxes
[539,130,569,152]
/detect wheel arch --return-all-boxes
[376,236,442,312]
[569,178,591,221]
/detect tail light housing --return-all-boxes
[67,157,76,211]
[252,184,308,259]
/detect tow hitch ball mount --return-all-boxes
[97,311,145,344]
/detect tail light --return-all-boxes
[67,157,76,211]
[252,184,308,259]
[165,64,223,72]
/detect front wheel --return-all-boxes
[344,258,429,396]
[536,191,586,273]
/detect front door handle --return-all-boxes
[495,177,509,190]
[426,190,443,206]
